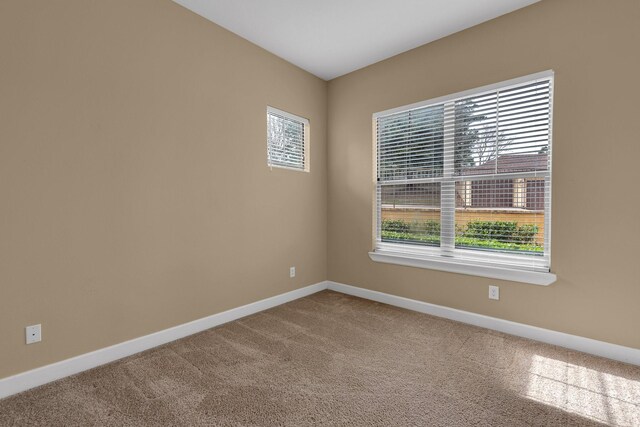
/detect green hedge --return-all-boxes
[382,219,440,236]
[381,219,410,233]
[463,220,539,244]
[380,219,542,253]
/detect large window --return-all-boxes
[371,71,555,285]
[267,106,309,172]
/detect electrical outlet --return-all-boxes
[26,324,42,344]
[289,266,296,278]
[489,285,500,301]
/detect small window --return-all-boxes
[372,71,555,285]
[267,106,309,171]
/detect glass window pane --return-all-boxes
[380,183,441,247]
[378,105,444,181]
[454,179,544,254]
[267,109,306,170]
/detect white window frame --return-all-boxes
[267,106,310,172]
[370,71,556,286]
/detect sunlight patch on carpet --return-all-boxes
[525,355,640,426]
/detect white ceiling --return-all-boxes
[173,0,540,81]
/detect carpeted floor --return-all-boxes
[1,290,639,426]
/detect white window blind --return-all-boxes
[267,106,309,171]
[374,71,553,274]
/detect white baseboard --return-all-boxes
[0,281,329,400]
[327,281,640,366]
[3,279,638,401]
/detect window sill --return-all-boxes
[368,250,557,286]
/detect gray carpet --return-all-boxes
[1,290,639,426]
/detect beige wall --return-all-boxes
[328,0,640,349]
[2,0,639,382]
[0,0,327,379]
